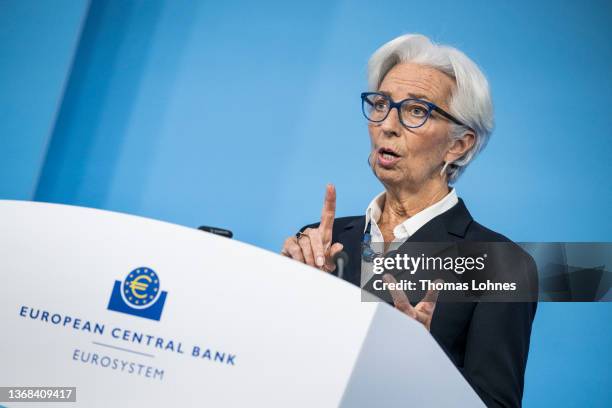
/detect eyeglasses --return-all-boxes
[361,92,468,129]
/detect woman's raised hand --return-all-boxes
[281,184,344,272]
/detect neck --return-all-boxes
[380,178,450,226]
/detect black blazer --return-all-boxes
[301,198,537,408]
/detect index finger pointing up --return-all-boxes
[319,183,336,245]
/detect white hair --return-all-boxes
[368,34,494,183]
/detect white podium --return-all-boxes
[0,201,484,407]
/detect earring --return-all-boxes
[440,161,450,177]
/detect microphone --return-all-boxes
[198,225,233,238]
[334,251,349,280]
[367,152,377,177]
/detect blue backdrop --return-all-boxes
[1,0,611,405]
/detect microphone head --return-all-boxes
[198,225,233,238]
[334,251,349,266]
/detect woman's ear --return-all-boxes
[445,131,476,163]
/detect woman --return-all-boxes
[281,34,536,407]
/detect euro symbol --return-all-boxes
[130,275,152,299]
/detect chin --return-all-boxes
[374,168,405,185]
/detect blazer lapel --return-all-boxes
[334,199,473,289]
[406,198,473,243]
[389,198,474,266]
[336,216,365,287]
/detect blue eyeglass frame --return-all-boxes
[361,92,468,129]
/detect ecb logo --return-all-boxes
[107,267,168,321]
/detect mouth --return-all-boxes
[376,147,401,168]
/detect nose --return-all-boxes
[379,106,402,137]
